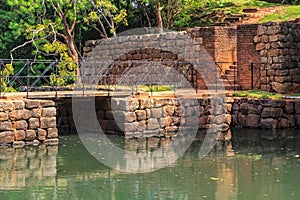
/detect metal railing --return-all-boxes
[250,62,267,90]
[215,62,238,92]
[0,59,234,98]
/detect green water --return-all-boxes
[1,129,300,200]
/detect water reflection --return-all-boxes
[0,129,300,199]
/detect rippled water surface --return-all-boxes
[1,129,300,200]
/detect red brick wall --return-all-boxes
[237,24,260,90]
[214,26,237,72]
[186,27,215,60]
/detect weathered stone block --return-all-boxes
[211,115,225,124]
[14,130,25,141]
[121,122,139,132]
[261,107,283,118]
[40,117,56,128]
[0,101,14,112]
[147,118,160,130]
[137,121,147,132]
[47,128,58,138]
[139,99,150,109]
[40,100,55,107]
[0,131,14,143]
[240,103,249,115]
[232,103,239,111]
[37,129,46,140]
[29,118,40,129]
[0,112,8,121]
[10,110,32,120]
[238,114,246,126]
[0,121,12,131]
[25,100,40,109]
[260,118,278,129]
[269,34,279,42]
[256,43,265,51]
[271,82,293,93]
[284,101,294,114]
[279,118,290,128]
[31,108,42,118]
[111,98,139,111]
[135,110,147,121]
[124,112,136,123]
[13,120,28,130]
[26,129,37,140]
[151,108,162,118]
[42,107,56,117]
[159,117,172,128]
[12,100,25,110]
[257,25,266,36]
[246,114,259,127]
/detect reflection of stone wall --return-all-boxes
[0,99,58,146]
[0,145,57,189]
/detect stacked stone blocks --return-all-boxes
[0,99,58,146]
[254,22,300,93]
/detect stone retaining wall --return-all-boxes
[56,96,300,140]
[232,98,300,129]
[0,99,58,146]
[56,96,232,140]
[1,96,300,146]
[254,22,300,93]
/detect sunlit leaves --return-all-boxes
[43,41,68,54]
[114,9,128,25]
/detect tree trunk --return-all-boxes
[156,2,163,34]
[67,33,82,85]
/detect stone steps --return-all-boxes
[221,65,241,90]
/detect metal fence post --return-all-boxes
[233,61,237,92]
[107,65,111,96]
[26,59,30,99]
[0,60,3,98]
[251,62,254,89]
[55,60,58,99]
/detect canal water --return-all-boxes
[1,129,300,200]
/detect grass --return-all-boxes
[233,90,283,99]
[259,5,300,23]
[144,85,173,92]
[209,0,281,15]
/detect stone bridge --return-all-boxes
[82,31,222,91]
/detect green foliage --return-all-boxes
[0,64,16,92]
[45,42,77,86]
[259,5,300,23]
[233,90,283,99]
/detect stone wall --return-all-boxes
[56,96,232,140]
[56,96,300,141]
[231,98,300,129]
[0,99,58,146]
[254,22,300,93]
[83,31,217,90]
[187,26,237,72]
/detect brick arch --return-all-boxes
[99,48,207,90]
[83,32,222,91]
